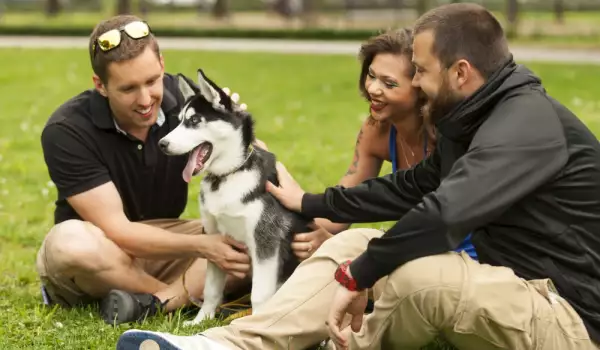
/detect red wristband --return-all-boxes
[334,260,360,291]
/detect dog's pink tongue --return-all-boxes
[182,147,201,183]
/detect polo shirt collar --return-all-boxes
[89,82,179,132]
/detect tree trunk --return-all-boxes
[416,0,429,16]
[139,0,149,18]
[506,0,519,37]
[554,0,564,24]
[116,0,131,15]
[46,0,61,17]
[302,0,316,27]
[212,0,229,19]
[274,0,293,18]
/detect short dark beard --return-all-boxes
[422,75,465,124]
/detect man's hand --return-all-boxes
[327,281,368,349]
[293,221,333,261]
[266,162,305,212]
[201,234,251,279]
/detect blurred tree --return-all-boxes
[302,0,316,27]
[46,0,61,17]
[212,0,230,19]
[139,0,149,18]
[506,0,519,37]
[554,0,564,24]
[116,0,131,15]
[416,0,429,16]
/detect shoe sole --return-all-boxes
[101,290,136,326]
[117,330,182,350]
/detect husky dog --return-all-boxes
[158,69,309,327]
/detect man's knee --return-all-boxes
[385,252,466,297]
[315,228,384,263]
[371,253,467,330]
[38,220,120,276]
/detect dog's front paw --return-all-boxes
[183,309,215,327]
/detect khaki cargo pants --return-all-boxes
[36,218,203,307]
[203,228,599,350]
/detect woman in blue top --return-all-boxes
[282,28,477,262]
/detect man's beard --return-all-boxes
[422,77,465,124]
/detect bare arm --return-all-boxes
[67,181,211,260]
[315,121,384,234]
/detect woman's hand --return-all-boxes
[223,87,268,152]
[222,87,247,111]
[292,222,333,261]
[266,162,305,212]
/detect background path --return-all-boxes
[2,36,599,64]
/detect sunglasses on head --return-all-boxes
[93,21,151,56]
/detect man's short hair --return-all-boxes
[88,15,160,83]
[413,3,511,79]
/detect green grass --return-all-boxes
[1,48,600,349]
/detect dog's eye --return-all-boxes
[190,116,200,124]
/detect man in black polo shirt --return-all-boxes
[36,14,252,326]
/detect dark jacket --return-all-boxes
[301,58,600,342]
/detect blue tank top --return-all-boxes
[389,126,478,260]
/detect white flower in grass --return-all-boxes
[41,188,49,197]
[46,181,55,188]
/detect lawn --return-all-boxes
[1,48,599,350]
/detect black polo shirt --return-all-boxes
[41,73,191,224]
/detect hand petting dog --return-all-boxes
[292,222,333,261]
[201,234,251,279]
[266,162,305,212]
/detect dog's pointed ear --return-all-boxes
[177,74,199,101]
[196,69,226,109]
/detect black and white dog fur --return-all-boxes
[158,69,309,327]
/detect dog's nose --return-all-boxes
[158,139,169,153]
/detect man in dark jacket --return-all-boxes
[115,4,599,350]
[266,3,600,350]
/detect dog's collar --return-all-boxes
[207,144,255,180]
[232,144,255,173]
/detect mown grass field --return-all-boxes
[0,48,599,349]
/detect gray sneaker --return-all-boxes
[116,330,231,350]
[101,289,165,326]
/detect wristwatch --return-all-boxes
[334,260,361,291]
